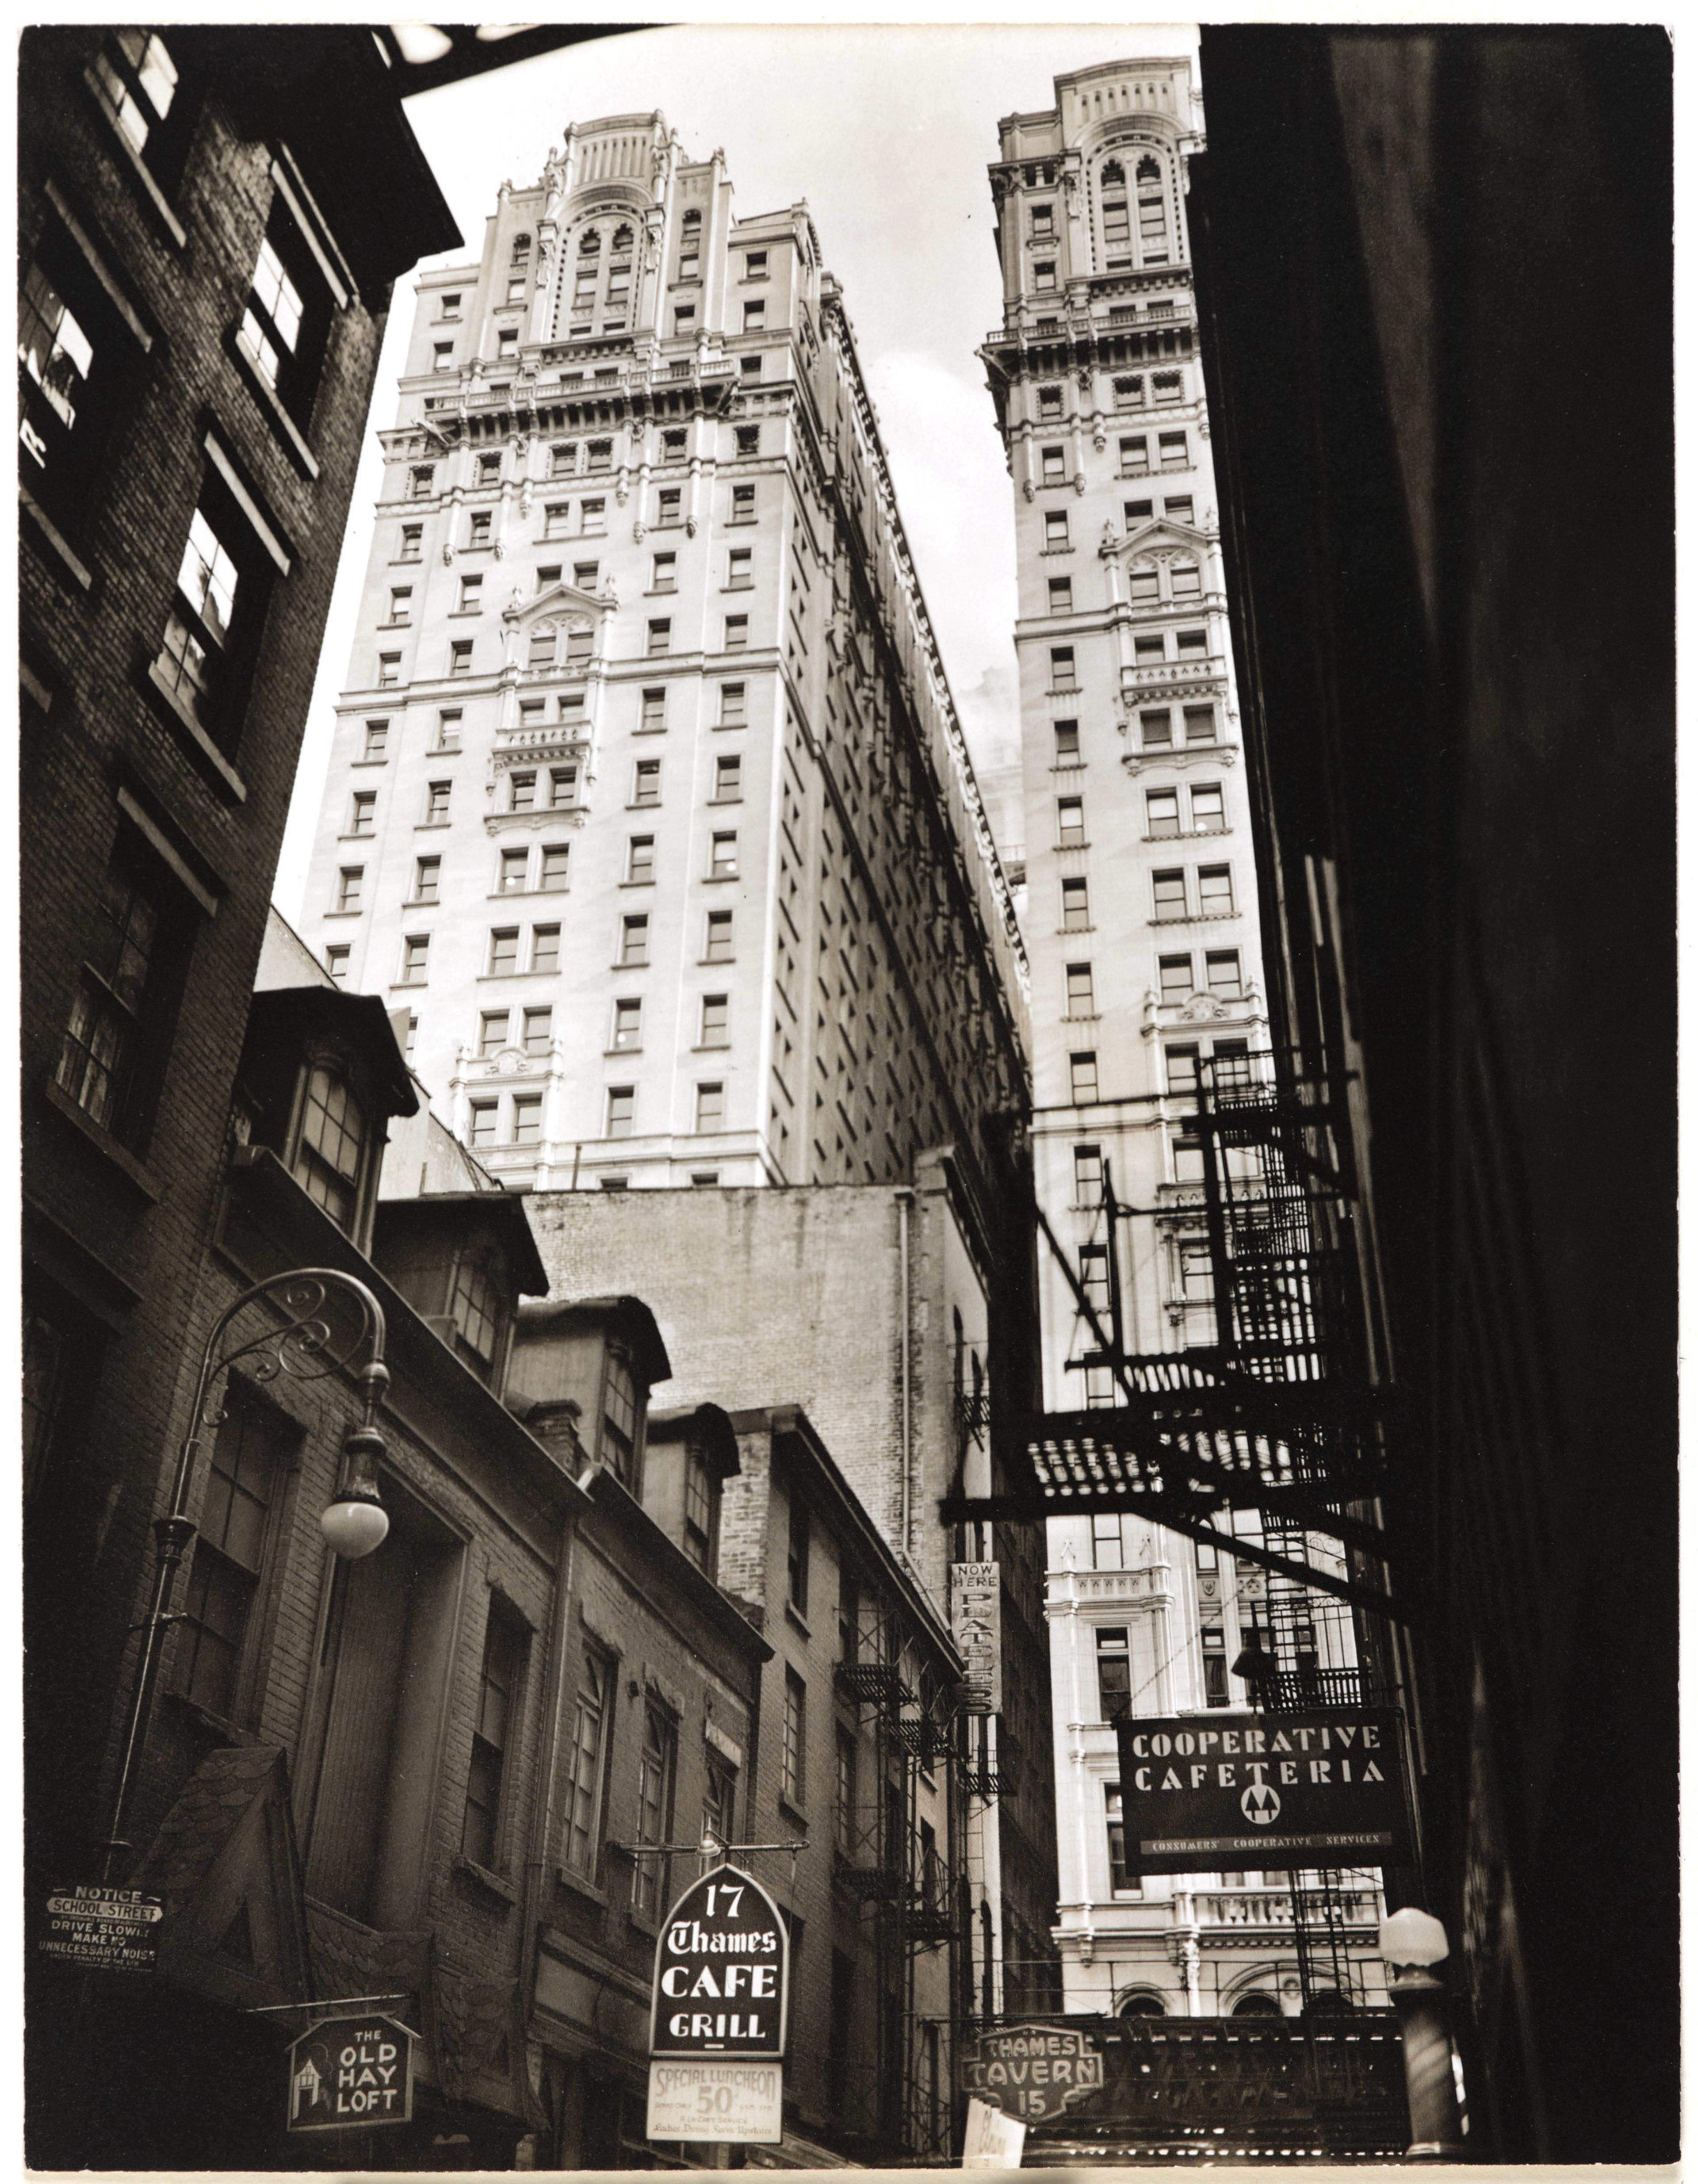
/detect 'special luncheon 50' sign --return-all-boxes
[1113,1707,1410,1873]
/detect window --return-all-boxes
[90,30,186,172]
[1119,436,1149,477]
[782,1669,807,1804]
[1032,260,1056,291]
[512,1094,543,1146]
[1097,1628,1132,1722]
[704,910,734,963]
[586,440,612,474]
[463,1606,524,1869]
[1147,788,1180,838]
[458,574,482,613]
[1159,954,1192,1002]
[1048,576,1073,613]
[325,944,349,986]
[612,997,642,1052]
[435,711,461,753]
[651,551,677,593]
[156,488,271,742]
[834,1727,857,1857]
[519,698,545,733]
[1140,708,1173,750]
[647,620,671,658]
[496,326,517,362]
[563,1650,612,1875]
[1192,784,1226,833]
[531,925,561,974]
[487,928,518,977]
[786,1494,810,1614]
[743,298,765,331]
[735,425,760,458]
[714,754,741,801]
[1044,509,1070,550]
[176,1395,283,1720]
[1061,877,1090,931]
[633,1704,677,1916]
[606,1085,635,1139]
[348,791,375,837]
[498,847,528,893]
[542,503,569,543]
[509,772,537,812]
[1114,376,1143,409]
[1091,1513,1129,1570]
[1152,869,1187,920]
[1037,382,1063,419]
[1050,647,1077,692]
[1214,1040,1252,1090]
[424,780,451,825]
[724,615,749,652]
[700,994,729,1047]
[631,758,662,809]
[1040,444,1066,484]
[673,304,696,338]
[289,1063,366,1227]
[397,526,421,564]
[1164,493,1193,523]
[432,341,454,372]
[448,1251,501,1368]
[1159,432,1190,471]
[1070,1051,1099,1104]
[1153,371,1183,406]
[1105,1787,1140,1895]
[1198,865,1234,916]
[1065,962,1094,1016]
[1166,1045,1201,1097]
[1205,950,1242,998]
[1130,569,1159,604]
[479,1010,509,1057]
[727,546,753,589]
[336,866,362,912]
[1054,719,1080,762]
[1057,796,1085,848]
[711,830,738,878]
[1103,191,1131,255]
[363,719,389,762]
[620,916,649,967]
[626,836,655,885]
[720,682,747,727]
[636,687,666,736]
[449,639,473,676]
[1073,1143,1103,1206]
[731,482,756,521]
[550,443,576,479]
[549,767,577,809]
[1181,1241,1214,1304]
[694,1080,726,1133]
[1079,1244,1110,1312]
[1176,628,1208,659]
[740,356,761,380]
[539,843,570,894]
[1183,703,1216,743]
[1126,499,1155,528]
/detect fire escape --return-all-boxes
[944,1047,1407,2016]
[833,1608,962,2158]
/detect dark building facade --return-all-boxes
[1187,27,1675,2161]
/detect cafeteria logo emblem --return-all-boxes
[1241,1782,1281,1825]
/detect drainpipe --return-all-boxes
[896,1188,913,1553]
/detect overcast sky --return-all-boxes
[274,23,1200,918]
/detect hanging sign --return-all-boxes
[287,2012,415,2132]
[1113,1707,1410,1873]
[950,1563,1002,1713]
[38,1884,163,1971]
[649,1863,788,2059]
[646,2059,783,2144]
[958,2026,1104,2124]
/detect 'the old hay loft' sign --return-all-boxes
[1113,1708,1410,1873]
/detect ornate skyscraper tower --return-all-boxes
[981,60,1384,2018]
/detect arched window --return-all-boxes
[1101,159,1131,260]
[292,1063,366,1229]
[578,228,601,256]
[1231,1992,1281,2017]
[1119,1993,1166,2018]
[1137,157,1169,264]
[512,231,532,262]
[612,223,633,251]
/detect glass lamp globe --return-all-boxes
[1379,1907,1449,1967]
[321,1496,390,1558]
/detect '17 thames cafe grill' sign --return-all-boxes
[1113,1707,1410,1873]
[646,1864,788,2145]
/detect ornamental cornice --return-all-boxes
[1121,744,1239,775]
[482,809,589,834]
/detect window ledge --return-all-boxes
[784,1600,811,1637]
[1059,924,1097,936]
[478,969,558,982]
[453,1853,517,1905]
[703,872,739,885]
[144,662,249,804]
[322,909,363,922]
[415,820,452,831]
[350,758,389,770]
[627,1906,662,1939]
[777,1794,808,1829]
[490,888,570,902]
[447,609,483,620]
[339,832,376,843]
[42,1078,163,1201]
[82,69,188,248]
[555,1864,610,1906]
[20,486,95,592]
[699,957,737,968]
[627,803,663,814]
[227,333,320,480]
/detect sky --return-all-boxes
[273,23,1201,919]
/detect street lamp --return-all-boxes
[1379,1908,1468,2160]
[101,1269,391,1884]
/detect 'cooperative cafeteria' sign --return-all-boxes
[1113,1707,1409,1872]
